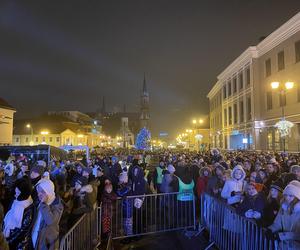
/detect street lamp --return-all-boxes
[270,81,295,151]
[26,124,34,145]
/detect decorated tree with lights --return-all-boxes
[135,127,151,150]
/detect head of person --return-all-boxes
[215,164,225,177]
[244,160,252,171]
[36,179,56,204]
[246,182,258,197]
[111,156,118,165]
[266,163,275,174]
[15,178,32,201]
[76,164,83,174]
[167,164,176,175]
[200,167,211,177]
[291,165,300,179]
[249,171,257,183]
[282,181,300,213]
[82,168,91,178]
[258,169,267,181]
[232,165,245,181]
[75,176,88,191]
[159,160,165,168]
[30,165,44,182]
[104,183,113,194]
[119,172,128,184]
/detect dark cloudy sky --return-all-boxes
[1,0,300,137]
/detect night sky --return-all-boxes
[1,0,300,137]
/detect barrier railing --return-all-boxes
[200,193,273,250]
[103,192,196,239]
[200,193,299,250]
[60,205,101,250]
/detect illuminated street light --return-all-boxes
[199,119,204,124]
[26,124,31,128]
[271,81,280,89]
[192,119,197,124]
[41,131,49,135]
[285,81,294,90]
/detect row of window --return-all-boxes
[15,137,60,143]
[223,67,251,100]
[265,40,300,77]
[223,97,252,126]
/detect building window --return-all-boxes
[223,85,227,99]
[278,51,285,71]
[49,137,53,142]
[16,137,19,142]
[228,106,232,125]
[233,77,237,93]
[240,101,244,123]
[56,137,60,142]
[224,109,227,126]
[279,93,286,107]
[247,97,252,121]
[239,72,243,90]
[267,91,273,110]
[233,103,238,124]
[265,58,271,77]
[42,137,45,142]
[228,81,232,96]
[35,137,38,142]
[298,85,300,102]
[25,137,29,143]
[295,40,300,63]
[246,68,250,86]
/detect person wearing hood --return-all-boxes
[109,156,122,191]
[31,178,63,250]
[268,180,300,249]
[160,164,177,193]
[221,165,246,206]
[101,182,117,239]
[30,165,44,207]
[196,166,212,199]
[3,177,34,249]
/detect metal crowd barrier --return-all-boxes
[104,192,196,239]
[200,193,298,250]
[59,205,101,250]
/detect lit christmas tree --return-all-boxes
[135,127,151,150]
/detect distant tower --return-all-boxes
[101,96,106,115]
[140,73,150,129]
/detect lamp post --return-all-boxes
[271,81,294,152]
[192,118,204,151]
[26,124,34,145]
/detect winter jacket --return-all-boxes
[221,165,246,204]
[236,193,266,220]
[263,198,280,227]
[73,184,96,214]
[117,184,133,218]
[33,196,63,250]
[206,175,224,197]
[269,201,300,250]
[196,176,209,198]
[131,167,146,196]
[6,203,35,250]
[160,173,176,193]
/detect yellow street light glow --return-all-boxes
[271,82,280,89]
[192,119,197,124]
[26,124,31,128]
[77,134,84,138]
[186,129,189,132]
[199,119,204,124]
[285,81,294,90]
[41,131,49,135]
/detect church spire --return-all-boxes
[143,72,147,94]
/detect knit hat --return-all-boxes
[290,165,300,173]
[75,176,88,187]
[82,167,92,174]
[283,181,300,200]
[119,172,128,183]
[30,165,44,176]
[15,178,32,201]
[37,179,55,198]
[167,164,176,174]
[270,179,284,193]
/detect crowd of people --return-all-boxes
[0,148,299,249]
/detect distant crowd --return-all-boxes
[0,148,299,249]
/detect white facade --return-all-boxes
[208,12,300,151]
[0,99,16,145]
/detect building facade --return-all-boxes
[208,12,300,151]
[0,98,16,145]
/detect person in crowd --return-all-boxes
[221,165,246,206]
[31,178,63,249]
[29,165,44,207]
[236,182,266,222]
[101,182,117,239]
[196,166,211,199]
[109,156,122,191]
[0,203,8,250]
[263,179,284,227]
[206,164,225,197]
[153,159,166,192]
[3,178,34,249]
[17,162,30,180]
[160,164,177,194]
[268,180,300,249]
[265,162,280,189]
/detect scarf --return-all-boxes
[3,196,33,238]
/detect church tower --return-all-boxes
[140,74,150,129]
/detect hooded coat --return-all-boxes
[221,165,246,204]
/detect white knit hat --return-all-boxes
[167,164,176,174]
[37,179,55,198]
[283,181,300,200]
